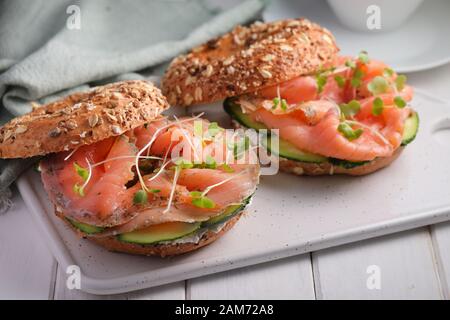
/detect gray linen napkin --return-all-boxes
[0,0,267,213]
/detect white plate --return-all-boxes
[17,90,450,294]
[263,0,450,73]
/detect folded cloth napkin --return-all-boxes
[0,0,267,213]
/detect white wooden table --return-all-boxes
[2,1,450,300]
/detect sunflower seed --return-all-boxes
[88,114,99,127]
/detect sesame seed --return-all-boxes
[185,76,195,86]
[280,44,293,51]
[194,87,203,101]
[259,68,272,79]
[15,125,28,134]
[111,125,122,135]
[203,65,213,77]
[223,56,235,66]
[88,114,99,127]
[322,34,333,45]
[48,127,61,138]
[184,93,193,105]
[262,54,275,62]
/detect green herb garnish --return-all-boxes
[133,189,148,205]
[150,189,161,193]
[334,75,345,88]
[316,74,328,93]
[190,191,215,209]
[74,162,88,181]
[174,158,194,169]
[205,155,217,169]
[339,100,361,118]
[73,184,85,197]
[394,96,406,108]
[272,97,280,109]
[383,68,394,78]
[194,120,203,137]
[367,76,389,95]
[207,122,222,137]
[221,164,234,173]
[372,97,384,116]
[272,97,288,111]
[345,60,356,69]
[280,99,288,111]
[351,68,364,88]
[358,50,370,64]
[338,122,363,141]
[395,75,407,91]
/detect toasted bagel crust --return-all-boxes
[231,120,403,176]
[162,18,339,106]
[0,80,169,158]
[61,212,242,257]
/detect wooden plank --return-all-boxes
[312,228,443,299]
[53,266,185,299]
[430,221,450,299]
[188,254,315,299]
[0,189,56,299]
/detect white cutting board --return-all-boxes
[17,89,450,294]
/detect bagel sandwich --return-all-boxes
[0,80,259,257]
[162,18,419,176]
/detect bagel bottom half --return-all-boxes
[58,211,243,257]
[231,120,403,176]
[278,147,403,176]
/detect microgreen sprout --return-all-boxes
[221,164,234,173]
[372,97,384,116]
[190,191,216,209]
[174,158,194,169]
[163,165,181,214]
[207,122,222,137]
[334,75,345,88]
[351,68,364,88]
[316,74,328,93]
[345,60,356,69]
[272,97,288,111]
[339,100,361,118]
[367,76,389,95]
[133,189,148,205]
[338,122,363,141]
[394,96,406,108]
[358,50,370,64]
[74,162,89,181]
[395,75,407,91]
[205,155,217,169]
[135,114,203,193]
[383,68,394,77]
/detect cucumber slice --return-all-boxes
[202,196,251,227]
[261,134,328,163]
[401,111,419,146]
[69,197,251,244]
[118,222,201,245]
[67,218,104,234]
